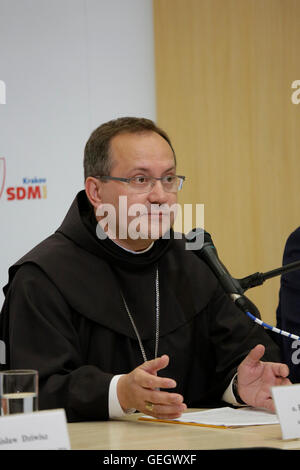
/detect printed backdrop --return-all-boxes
[0,0,156,307]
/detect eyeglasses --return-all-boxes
[93,175,186,193]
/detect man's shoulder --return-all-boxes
[283,226,300,263]
[285,226,300,248]
[10,234,66,270]
[3,232,86,294]
[6,262,56,299]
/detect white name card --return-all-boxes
[272,383,300,440]
[0,409,71,450]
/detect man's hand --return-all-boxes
[237,344,291,412]
[117,354,186,419]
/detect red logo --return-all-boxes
[0,157,6,199]
[0,158,47,201]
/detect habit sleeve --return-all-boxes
[2,263,113,422]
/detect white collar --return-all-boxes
[111,239,155,255]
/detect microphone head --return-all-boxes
[185,227,213,251]
[186,228,243,295]
[203,230,213,245]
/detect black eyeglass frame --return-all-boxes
[92,175,186,191]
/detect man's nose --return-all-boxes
[147,179,169,203]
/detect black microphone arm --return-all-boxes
[238,260,300,293]
[187,227,300,341]
[235,258,300,341]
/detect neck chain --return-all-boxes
[121,268,160,363]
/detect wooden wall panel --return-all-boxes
[153,0,300,325]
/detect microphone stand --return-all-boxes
[187,225,300,339]
[234,260,300,341]
[237,260,300,293]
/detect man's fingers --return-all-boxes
[137,367,177,389]
[142,389,186,418]
[274,362,290,378]
[258,397,275,413]
[241,344,265,367]
[139,354,177,388]
[117,355,180,412]
[144,402,187,419]
[146,390,184,406]
[141,354,170,375]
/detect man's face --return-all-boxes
[96,131,178,250]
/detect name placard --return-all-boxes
[0,409,71,450]
[272,383,300,440]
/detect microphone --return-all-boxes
[193,230,244,296]
[187,229,300,294]
[187,228,258,313]
[186,228,300,341]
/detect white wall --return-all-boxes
[0,0,156,306]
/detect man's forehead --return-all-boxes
[109,131,175,167]
[110,131,171,151]
[127,164,176,172]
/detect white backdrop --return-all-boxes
[0,0,156,307]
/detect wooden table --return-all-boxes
[67,409,300,450]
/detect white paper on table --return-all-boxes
[142,407,279,427]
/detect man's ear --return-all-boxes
[85,177,102,209]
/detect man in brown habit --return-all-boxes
[0,117,290,422]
